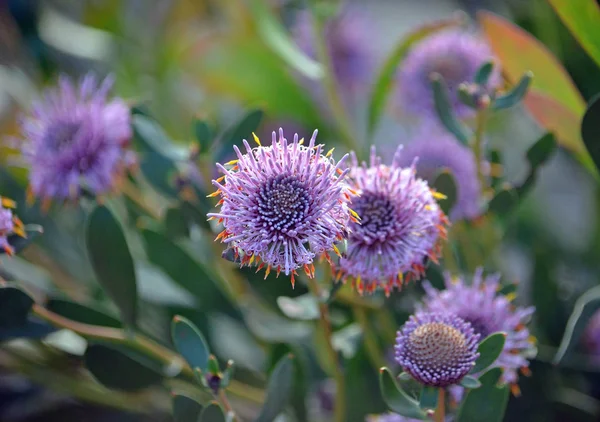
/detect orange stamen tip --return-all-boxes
[1,198,16,208]
[252,132,261,146]
[207,190,221,198]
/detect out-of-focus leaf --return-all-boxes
[431,74,470,146]
[276,294,319,320]
[474,61,495,86]
[0,225,43,255]
[488,188,518,215]
[215,109,264,160]
[492,71,532,110]
[140,151,179,198]
[379,367,426,420]
[255,354,295,422]
[46,299,121,328]
[164,207,190,239]
[457,368,509,422]
[581,94,600,172]
[193,119,213,153]
[249,0,323,79]
[84,344,163,391]
[331,323,363,359]
[367,14,464,136]
[460,376,482,389]
[86,206,137,327]
[200,402,226,422]
[171,315,210,372]
[419,386,438,411]
[173,394,203,422]
[0,285,33,328]
[133,115,189,161]
[547,0,600,69]
[471,332,506,374]
[432,171,457,216]
[526,132,557,169]
[554,285,600,364]
[0,317,55,341]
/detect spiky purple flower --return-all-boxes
[398,127,482,220]
[208,129,354,286]
[16,74,133,204]
[398,30,501,119]
[419,269,536,386]
[338,147,448,296]
[0,197,25,255]
[395,313,480,387]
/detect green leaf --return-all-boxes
[431,74,471,146]
[457,368,509,422]
[367,15,464,136]
[173,394,203,422]
[171,315,210,372]
[46,299,121,328]
[471,332,506,374]
[432,170,457,216]
[164,207,190,239]
[526,132,557,169]
[200,402,226,422]
[0,285,34,328]
[140,151,179,198]
[193,119,213,153]
[0,318,54,341]
[133,115,189,161]
[255,354,295,422]
[1,225,44,255]
[331,323,363,359]
[488,188,518,215]
[460,375,482,389]
[474,61,495,85]
[84,344,163,391]
[547,0,600,69]
[492,71,533,110]
[554,285,600,364]
[249,0,323,80]
[419,386,438,411]
[276,294,319,320]
[379,367,426,420]
[86,205,138,327]
[581,94,600,172]
[216,109,264,160]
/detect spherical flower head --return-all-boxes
[208,128,354,287]
[398,127,482,221]
[293,6,373,91]
[398,30,501,119]
[395,313,480,388]
[338,147,448,296]
[0,197,26,255]
[419,268,536,386]
[17,74,133,204]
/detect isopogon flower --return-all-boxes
[208,128,355,287]
[419,269,536,390]
[337,147,448,296]
[0,197,26,255]
[398,127,482,220]
[16,74,133,205]
[395,313,480,387]
[398,30,501,119]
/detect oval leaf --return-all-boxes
[200,402,226,422]
[173,394,203,422]
[276,294,319,321]
[581,94,600,173]
[84,344,163,391]
[460,375,482,389]
[255,354,295,422]
[457,368,509,422]
[86,205,137,327]
[0,285,34,328]
[171,315,210,372]
[488,188,518,216]
[526,132,557,169]
[419,386,438,411]
[379,367,426,420]
[133,114,190,161]
[431,74,470,146]
[46,299,122,328]
[471,332,506,374]
[216,109,264,160]
[193,119,213,153]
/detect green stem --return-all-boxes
[311,8,361,153]
[434,388,445,422]
[218,389,240,421]
[306,277,346,422]
[352,307,386,368]
[473,104,490,196]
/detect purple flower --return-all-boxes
[338,147,448,296]
[398,30,501,119]
[397,127,482,220]
[208,128,354,287]
[419,269,536,386]
[17,74,133,204]
[293,6,373,91]
[0,197,25,255]
[367,414,453,422]
[395,313,480,388]
[583,310,600,358]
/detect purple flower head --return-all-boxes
[419,268,536,386]
[398,30,501,119]
[208,128,354,287]
[395,312,480,388]
[338,147,448,296]
[583,310,600,358]
[398,127,482,221]
[0,197,25,255]
[367,414,453,422]
[293,6,373,91]
[17,74,133,204]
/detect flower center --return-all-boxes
[46,121,81,150]
[257,174,310,235]
[408,322,468,369]
[352,191,396,245]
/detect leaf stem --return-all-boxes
[352,306,386,368]
[306,277,346,422]
[473,102,490,196]
[120,179,162,220]
[218,389,239,421]
[434,388,445,422]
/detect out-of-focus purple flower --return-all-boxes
[398,127,482,220]
[293,7,373,91]
[583,310,600,357]
[395,312,480,387]
[367,414,453,422]
[338,147,448,296]
[208,128,355,287]
[398,30,501,119]
[0,197,25,255]
[16,74,133,204]
[419,269,536,387]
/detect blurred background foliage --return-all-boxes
[2,0,600,421]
